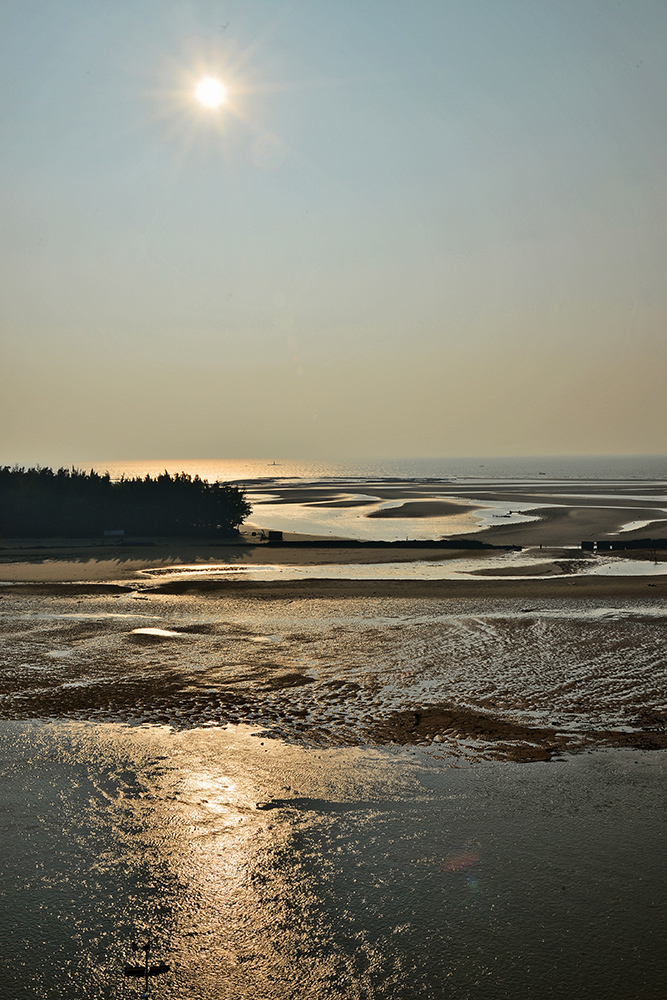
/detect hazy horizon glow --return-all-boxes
[2,1,666,467]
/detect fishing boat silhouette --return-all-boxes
[123,935,169,998]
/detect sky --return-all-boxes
[2,0,667,465]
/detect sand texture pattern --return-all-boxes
[1,582,666,762]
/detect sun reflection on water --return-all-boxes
[1,721,666,998]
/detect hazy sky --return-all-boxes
[2,0,666,464]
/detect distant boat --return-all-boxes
[268,461,279,466]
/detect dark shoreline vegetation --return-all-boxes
[0,466,251,538]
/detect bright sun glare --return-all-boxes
[195,76,227,108]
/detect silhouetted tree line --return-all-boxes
[0,466,251,538]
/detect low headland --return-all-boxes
[0,465,250,538]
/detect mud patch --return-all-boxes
[367,705,564,761]
[366,705,667,760]
[260,671,315,691]
[590,729,667,751]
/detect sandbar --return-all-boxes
[367,500,479,518]
[245,477,667,546]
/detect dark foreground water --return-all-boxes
[1,721,665,1000]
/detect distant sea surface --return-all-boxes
[93,455,667,483]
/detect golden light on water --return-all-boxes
[194,75,227,108]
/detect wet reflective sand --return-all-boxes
[1,586,667,758]
[241,475,667,545]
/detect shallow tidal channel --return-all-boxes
[1,720,665,1000]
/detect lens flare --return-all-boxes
[441,851,481,872]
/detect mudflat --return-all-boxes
[1,479,666,762]
[1,572,666,761]
[246,476,667,545]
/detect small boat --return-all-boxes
[124,936,169,996]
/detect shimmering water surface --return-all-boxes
[94,456,667,483]
[1,721,665,1000]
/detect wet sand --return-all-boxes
[140,572,667,598]
[462,504,662,547]
[368,500,480,518]
[246,476,667,545]
[1,482,666,762]
[6,569,662,597]
[1,578,666,761]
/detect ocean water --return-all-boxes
[93,455,667,484]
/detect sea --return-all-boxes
[93,454,667,485]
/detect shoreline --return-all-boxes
[1,571,665,599]
[0,531,666,597]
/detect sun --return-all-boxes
[194,76,227,108]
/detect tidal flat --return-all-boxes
[1,468,667,998]
[0,568,666,997]
[2,584,667,758]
